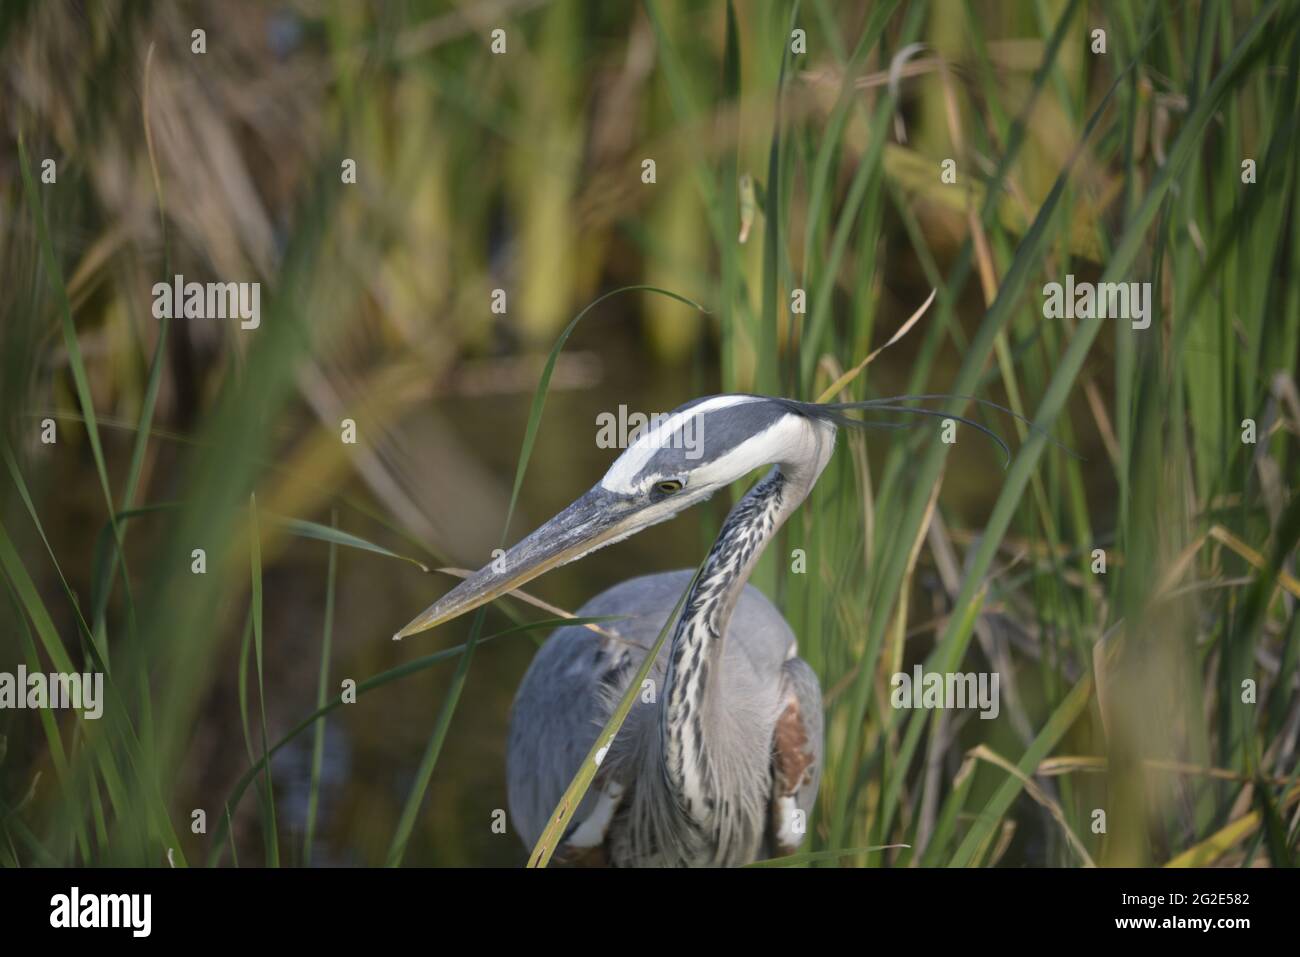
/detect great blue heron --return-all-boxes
[394,392,1015,866]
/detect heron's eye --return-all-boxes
[655,479,684,494]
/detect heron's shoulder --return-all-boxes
[575,570,796,666]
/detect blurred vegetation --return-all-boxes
[0,0,1298,867]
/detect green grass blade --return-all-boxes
[502,285,706,539]
[303,510,339,866]
[527,564,704,867]
[248,494,280,867]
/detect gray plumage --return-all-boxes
[396,395,839,866]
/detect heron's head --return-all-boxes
[393,395,836,639]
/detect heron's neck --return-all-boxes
[659,421,834,821]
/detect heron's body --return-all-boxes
[506,569,823,866]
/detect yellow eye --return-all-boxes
[656,479,684,494]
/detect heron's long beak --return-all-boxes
[393,487,636,640]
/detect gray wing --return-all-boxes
[767,656,824,855]
[505,625,629,855]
